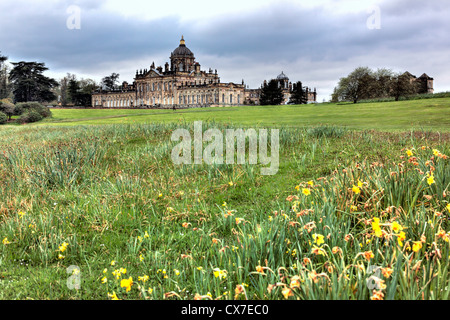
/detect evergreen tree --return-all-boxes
[260,79,283,105]
[0,52,9,99]
[9,61,58,103]
[289,81,307,104]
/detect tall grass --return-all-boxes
[0,123,448,300]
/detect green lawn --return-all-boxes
[33,97,450,132]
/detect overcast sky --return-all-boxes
[1,0,449,102]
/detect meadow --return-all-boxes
[0,98,449,300]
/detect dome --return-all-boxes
[172,36,194,56]
[277,71,289,80]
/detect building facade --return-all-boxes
[92,37,317,108]
[92,36,245,108]
[404,72,434,94]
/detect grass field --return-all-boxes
[0,98,449,300]
[33,97,450,132]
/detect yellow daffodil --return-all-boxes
[406,149,413,157]
[391,221,403,233]
[372,218,383,238]
[313,233,325,246]
[138,275,149,282]
[282,287,294,299]
[352,185,361,194]
[412,241,422,252]
[2,237,11,245]
[302,188,311,196]
[397,231,406,247]
[427,174,435,185]
[108,292,119,300]
[120,277,133,292]
[213,268,227,279]
[101,276,108,284]
[59,242,68,252]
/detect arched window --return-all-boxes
[222,94,225,103]
[230,94,233,104]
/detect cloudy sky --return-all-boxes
[1,0,449,102]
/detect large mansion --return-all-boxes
[92,37,317,108]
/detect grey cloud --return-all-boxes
[0,0,449,101]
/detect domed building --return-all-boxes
[92,36,317,108]
[93,36,246,108]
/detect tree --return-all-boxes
[389,72,419,101]
[0,100,15,120]
[58,73,76,106]
[260,79,283,105]
[68,78,81,104]
[289,81,307,105]
[101,73,120,91]
[372,68,394,98]
[0,52,10,99]
[336,67,375,104]
[9,61,59,103]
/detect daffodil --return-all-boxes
[282,287,294,299]
[138,275,149,282]
[397,231,406,247]
[352,185,361,194]
[2,237,11,245]
[406,149,413,157]
[391,221,403,233]
[213,268,227,279]
[59,242,68,252]
[363,250,374,261]
[108,292,119,300]
[311,245,326,256]
[101,276,108,284]
[313,233,325,246]
[302,188,311,196]
[255,265,265,274]
[427,174,435,185]
[120,277,133,292]
[412,241,422,252]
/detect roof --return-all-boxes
[171,36,194,57]
[277,71,289,80]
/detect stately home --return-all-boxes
[403,72,434,94]
[92,36,317,108]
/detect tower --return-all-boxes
[170,36,195,73]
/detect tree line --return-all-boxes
[331,67,422,103]
[0,50,120,107]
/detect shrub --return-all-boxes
[17,110,44,124]
[0,111,7,124]
[14,102,52,119]
[0,101,15,120]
